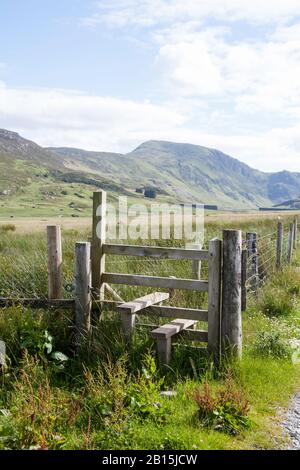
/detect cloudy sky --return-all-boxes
[0,0,300,172]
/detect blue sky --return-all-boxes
[0,0,300,172]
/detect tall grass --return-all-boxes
[0,215,300,450]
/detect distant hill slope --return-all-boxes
[1,128,300,215]
[0,128,62,168]
[273,197,300,209]
[51,140,300,209]
[0,129,130,217]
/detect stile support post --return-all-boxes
[221,230,242,359]
[47,225,62,299]
[74,242,91,349]
[91,191,106,302]
[207,238,222,362]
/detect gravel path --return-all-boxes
[283,393,300,449]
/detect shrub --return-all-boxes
[0,410,20,450]
[4,356,72,449]
[81,357,129,430]
[258,288,297,317]
[0,224,16,233]
[0,306,69,368]
[192,375,250,435]
[251,331,292,359]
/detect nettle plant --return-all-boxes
[126,354,169,424]
[20,329,68,369]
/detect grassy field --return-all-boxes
[1,209,299,234]
[0,214,300,450]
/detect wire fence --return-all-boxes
[242,219,298,309]
[0,218,297,308]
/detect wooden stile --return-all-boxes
[151,319,198,366]
[118,292,169,342]
[117,292,169,315]
[152,319,197,339]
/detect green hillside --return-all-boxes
[274,197,300,209]
[51,140,300,209]
[1,128,300,216]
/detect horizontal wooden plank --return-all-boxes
[136,323,208,344]
[0,298,75,310]
[117,291,169,314]
[145,305,208,322]
[180,329,208,343]
[151,319,197,339]
[102,273,209,292]
[103,243,209,261]
[97,301,208,322]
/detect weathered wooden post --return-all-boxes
[91,191,106,301]
[47,225,62,299]
[207,238,222,361]
[74,242,91,348]
[241,249,247,312]
[287,223,294,264]
[221,230,242,359]
[276,221,283,268]
[293,218,298,249]
[246,232,258,294]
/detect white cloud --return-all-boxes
[0,82,299,172]
[83,0,300,28]
[1,1,300,174]
[157,40,224,96]
[155,23,300,116]
[0,83,185,151]
[83,1,300,118]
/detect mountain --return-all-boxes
[0,128,300,216]
[273,197,300,210]
[50,140,300,209]
[0,129,130,217]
